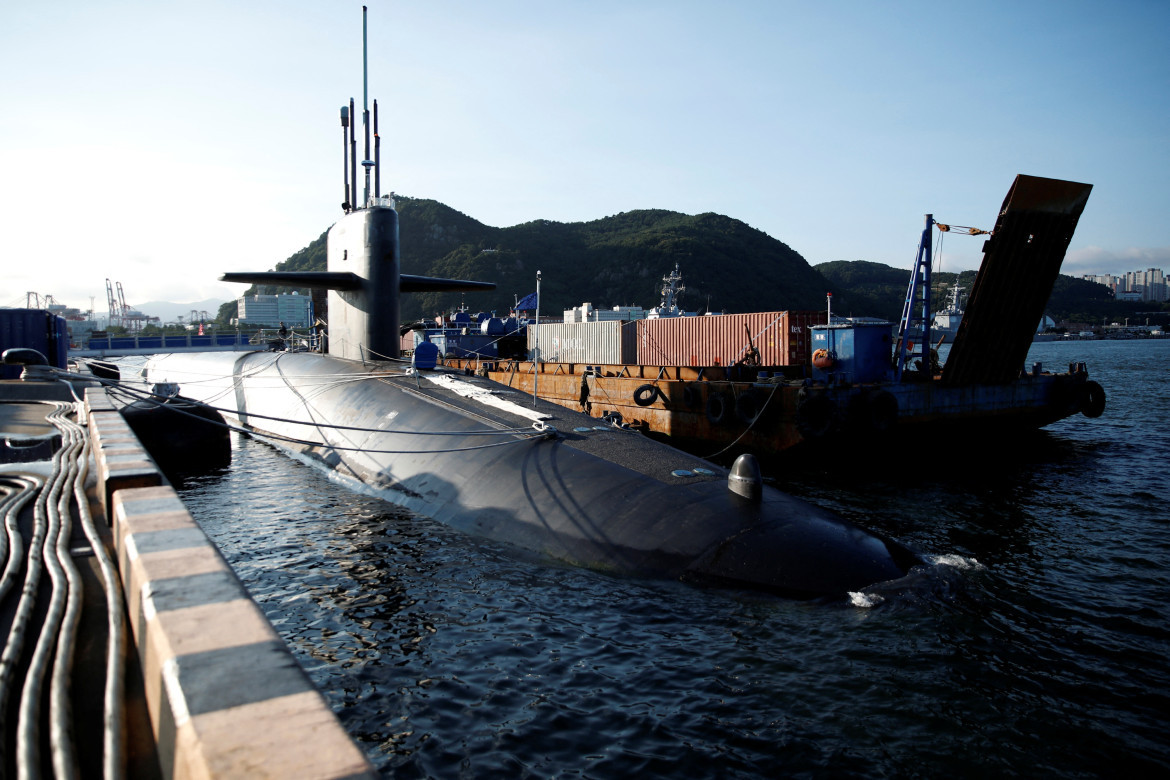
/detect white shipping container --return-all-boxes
[528,321,638,365]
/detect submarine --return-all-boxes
[143,10,922,599]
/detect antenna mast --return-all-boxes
[361,5,374,206]
[338,5,380,213]
[340,105,350,211]
[374,99,380,198]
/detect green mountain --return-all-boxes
[220,197,836,323]
[399,198,844,320]
[814,261,919,322]
[216,197,1163,328]
[815,260,1132,325]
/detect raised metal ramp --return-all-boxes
[942,175,1092,385]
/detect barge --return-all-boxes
[448,174,1102,458]
[442,352,1103,459]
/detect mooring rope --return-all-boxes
[71,424,126,780]
[0,477,39,604]
[61,366,538,438]
[10,405,62,779]
[701,381,782,460]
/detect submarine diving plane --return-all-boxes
[143,9,922,599]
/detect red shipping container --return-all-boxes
[635,311,826,367]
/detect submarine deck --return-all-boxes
[144,350,924,598]
[162,349,736,488]
[390,364,729,486]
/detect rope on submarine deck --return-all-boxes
[61,368,554,455]
[70,365,536,436]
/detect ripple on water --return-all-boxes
[172,342,1170,776]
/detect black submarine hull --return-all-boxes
[144,350,921,598]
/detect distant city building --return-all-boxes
[237,292,312,327]
[1081,273,1119,290]
[1126,268,1167,302]
[1081,268,1167,302]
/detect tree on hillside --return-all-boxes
[249,199,1135,328]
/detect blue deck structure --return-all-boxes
[75,331,271,358]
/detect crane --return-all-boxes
[105,279,122,329]
[105,279,155,331]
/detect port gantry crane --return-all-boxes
[104,278,156,332]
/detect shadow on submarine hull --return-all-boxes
[144,350,923,599]
[297,440,920,599]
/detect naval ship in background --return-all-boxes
[931,283,966,339]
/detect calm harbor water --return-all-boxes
[169,340,1169,778]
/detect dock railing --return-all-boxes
[76,328,323,357]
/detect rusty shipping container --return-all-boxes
[528,320,639,365]
[635,311,826,367]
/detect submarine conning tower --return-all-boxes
[321,205,392,362]
[219,6,494,360]
[324,201,501,362]
[327,205,401,361]
[221,202,494,362]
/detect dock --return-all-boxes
[1,369,374,779]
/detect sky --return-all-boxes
[2,0,1167,313]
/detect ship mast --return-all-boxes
[658,263,685,314]
[361,5,373,206]
[342,5,380,212]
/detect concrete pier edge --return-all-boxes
[84,387,375,779]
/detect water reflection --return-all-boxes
[172,342,1170,777]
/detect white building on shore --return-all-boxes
[236,292,313,327]
[1082,268,1167,302]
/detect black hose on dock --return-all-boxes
[0,401,126,780]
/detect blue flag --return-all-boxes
[516,292,538,310]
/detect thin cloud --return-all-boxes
[1064,246,1170,278]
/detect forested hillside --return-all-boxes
[219,197,836,322]
[216,198,1157,327]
